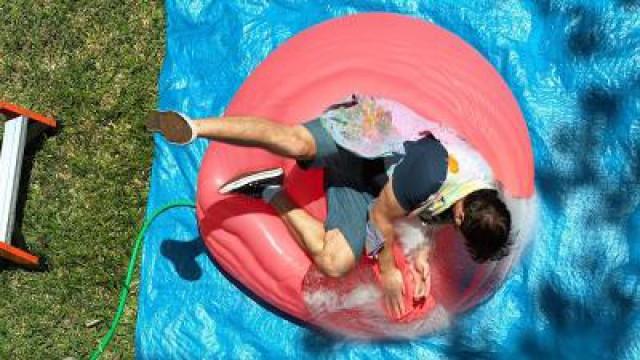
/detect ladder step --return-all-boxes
[0,242,39,268]
[0,116,28,244]
[0,102,54,267]
[0,102,56,128]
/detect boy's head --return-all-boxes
[453,189,512,263]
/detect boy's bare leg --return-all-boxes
[152,113,356,276]
[148,111,316,159]
[269,190,326,255]
[269,191,356,278]
[192,116,315,160]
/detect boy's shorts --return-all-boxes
[297,118,385,261]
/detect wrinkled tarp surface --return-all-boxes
[136,1,640,358]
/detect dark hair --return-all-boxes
[460,189,512,263]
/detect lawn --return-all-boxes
[0,1,165,358]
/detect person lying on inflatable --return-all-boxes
[147,93,512,319]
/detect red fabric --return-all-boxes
[369,243,437,322]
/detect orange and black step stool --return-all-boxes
[0,102,56,269]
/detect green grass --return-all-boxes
[0,1,165,358]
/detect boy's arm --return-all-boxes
[370,180,409,318]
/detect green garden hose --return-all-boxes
[89,200,196,360]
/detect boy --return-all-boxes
[147,94,511,318]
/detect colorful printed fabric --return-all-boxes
[320,94,407,159]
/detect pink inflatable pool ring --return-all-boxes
[196,13,535,338]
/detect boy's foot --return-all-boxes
[219,168,284,201]
[146,111,197,145]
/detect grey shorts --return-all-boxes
[297,118,385,261]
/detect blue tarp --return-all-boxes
[136,1,640,358]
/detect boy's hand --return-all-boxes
[380,265,406,318]
[412,247,432,299]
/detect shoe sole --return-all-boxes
[219,168,284,194]
[146,111,194,144]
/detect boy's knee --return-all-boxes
[314,230,357,278]
[291,125,317,160]
[316,253,354,278]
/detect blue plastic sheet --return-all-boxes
[136,1,640,358]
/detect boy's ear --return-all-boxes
[453,200,465,226]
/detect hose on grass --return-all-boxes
[89,200,196,360]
